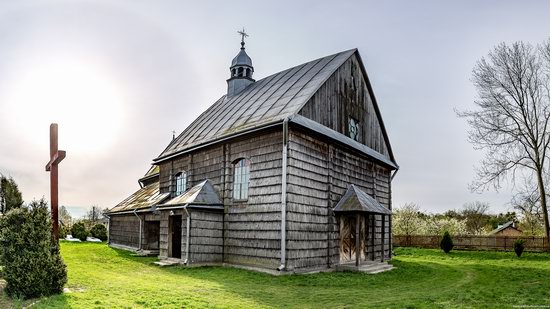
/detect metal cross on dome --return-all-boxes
[45,123,66,241]
[237,28,249,47]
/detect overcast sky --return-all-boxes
[1,0,550,216]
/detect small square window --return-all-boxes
[348,117,360,141]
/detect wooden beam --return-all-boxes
[355,213,360,267]
[371,214,375,261]
[380,215,386,262]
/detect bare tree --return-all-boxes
[461,201,490,235]
[59,206,73,228]
[458,40,550,239]
[86,205,103,226]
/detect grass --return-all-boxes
[3,242,550,308]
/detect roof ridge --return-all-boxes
[155,48,359,162]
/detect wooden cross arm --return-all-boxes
[45,150,66,171]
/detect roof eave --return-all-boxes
[289,115,398,170]
[153,120,283,164]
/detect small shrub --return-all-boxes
[514,239,525,257]
[0,199,67,299]
[440,231,454,253]
[59,225,69,239]
[90,224,108,241]
[71,222,88,241]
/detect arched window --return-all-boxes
[175,172,187,196]
[237,67,244,77]
[246,68,251,78]
[233,158,250,200]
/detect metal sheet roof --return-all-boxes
[108,182,170,214]
[155,49,357,162]
[333,185,391,215]
[160,179,222,208]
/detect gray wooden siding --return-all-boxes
[142,213,161,250]
[286,129,391,270]
[158,129,283,268]
[298,54,390,159]
[159,146,224,196]
[109,214,140,248]
[188,210,224,263]
[224,131,283,268]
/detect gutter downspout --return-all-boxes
[390,168,399,181]
[133,209,142,250]
[278,118,289,271]
[183,206,191,265]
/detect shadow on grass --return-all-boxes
[156,260,462,308]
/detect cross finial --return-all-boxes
[172,130,176,140]
[237,27,248,48]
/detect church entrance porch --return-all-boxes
[334,185,392,268]
[169,215,182,259]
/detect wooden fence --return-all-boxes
[393,235,549,252]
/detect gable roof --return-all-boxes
[155,49,357,162]
[159,180,223,210]
[107,182,170,214]
[489,221,521,235]
[333,185,391,215]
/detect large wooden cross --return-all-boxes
[45,123,66,241]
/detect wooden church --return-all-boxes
[106,35,398,272]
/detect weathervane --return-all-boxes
[237,27,249,48]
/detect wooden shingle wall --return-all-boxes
[142,213,161,250]
[157,129,283,268]
[286,128,392,270]
[224,131,283,268]
[299,54,391,160]
[109,214,140,249]
[188,210,223,263]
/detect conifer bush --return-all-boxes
[71,221,88,241]
[514,239,525,257]
[90,223,108,241]
[440,231,454,253]
[0,199,67,299]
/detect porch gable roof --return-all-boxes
[333,185,391,215]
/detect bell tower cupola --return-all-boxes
[227,28,255,97]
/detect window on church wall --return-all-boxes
[348,117,360,141]
[175,172,187,196]
[233,158,250,200]
[237,67,244,77]
[246,68,251,78]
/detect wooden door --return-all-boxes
[169,216,182,259]
[340,216,356,263]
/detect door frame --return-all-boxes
[168,215,182,258]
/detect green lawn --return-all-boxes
[3,242,550,308]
